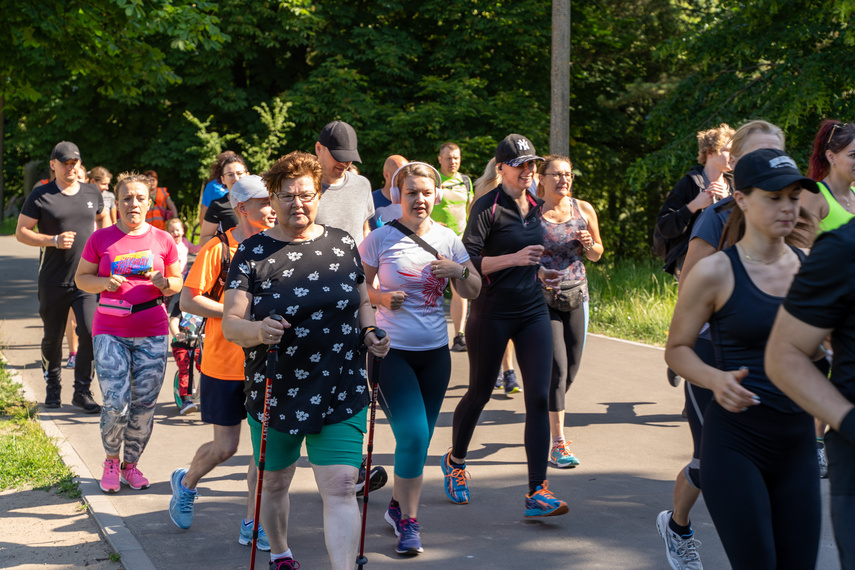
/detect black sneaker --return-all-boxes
[45,383,61,409]
[667,368,681,387]
[179,397,198,416]
[72,389,102,414]
[355,457,388,495]
[450,333,467,352]
[503,370,521,395]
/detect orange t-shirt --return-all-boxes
[184,229,244,380]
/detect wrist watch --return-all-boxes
[459,265,469,280]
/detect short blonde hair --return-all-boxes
[697,123,735,164]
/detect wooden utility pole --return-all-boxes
[550,0,570,156]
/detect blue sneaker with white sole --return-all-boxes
[168,468,197,529]
[239,519,270,551]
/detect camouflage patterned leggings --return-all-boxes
[94,334,168,464]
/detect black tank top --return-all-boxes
[708,245,806,414]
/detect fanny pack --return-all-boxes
[542,280,585,312]
[97,296,165,317]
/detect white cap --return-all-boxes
[228,175,268,208]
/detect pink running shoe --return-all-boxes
[120,462,150,490]
[100,458,120,493]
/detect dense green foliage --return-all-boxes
[5,0,854,257]
[2,0,694,257]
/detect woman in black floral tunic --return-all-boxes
[222,151,389,570]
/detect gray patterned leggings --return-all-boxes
[94,334,168,464]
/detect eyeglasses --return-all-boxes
[273,192,318,204]
[543,172,574,181]
[827,123,854,147]
[223,170,248,180]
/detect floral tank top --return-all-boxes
[539,198,589,302]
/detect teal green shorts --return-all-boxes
[247,407,367,471]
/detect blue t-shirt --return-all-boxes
[201,180,228,208]
[369,189,402,231]
[690,196,733,247]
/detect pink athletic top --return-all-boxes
[81,224,179,337]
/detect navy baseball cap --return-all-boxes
[734,149,818,193]
[495,134,543,167]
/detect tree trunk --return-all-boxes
[550,0,570,156]
[1,94,5,219]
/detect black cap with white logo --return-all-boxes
[495,134,544,167]
[734,148,818,193]
[51,141,81,163]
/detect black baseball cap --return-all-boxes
[495,134,543,167]
[51,141,81,163]
[318,121,361,163]
[733,148,818,193]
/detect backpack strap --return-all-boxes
[203,231,232,301]
[389,220,440,259]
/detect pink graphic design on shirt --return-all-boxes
[397,264,447,315]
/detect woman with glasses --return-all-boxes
[802,120,855,231]
[536,155,602,468]
[443,134,569,518]
[199,154,249,246]
[221,151,389,570]
[359,163,480,556]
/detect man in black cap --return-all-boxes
[314,120,374,245]
[16,141,109,412]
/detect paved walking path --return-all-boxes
[0,235,841,569]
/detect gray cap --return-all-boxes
[229,175,268,208]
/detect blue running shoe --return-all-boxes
[441,452,470,504]
[384,500,402,536]
[239,519,271,551]
[168,468,197,529]
[549,440,580,468]
[524,480,568,518]
[503,370,521,394]
[395,518,424,555]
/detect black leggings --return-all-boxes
[547,303,586,412]
[38,285,96,391]
[701,402,821,569]
[683,336,715,489]
[452,306,553,486]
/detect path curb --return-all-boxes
[4,357,157,570]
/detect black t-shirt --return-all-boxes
[204,195,238,234]
[226,227,368,435]
[21,181,104,287]
[784,220,855,404]
[462,185,545,318]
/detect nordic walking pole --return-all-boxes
[250,311,283,568]
[356,328,387,570]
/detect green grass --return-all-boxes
[0,216,16,236]
[0,361,80,496]
[587,257,677,347]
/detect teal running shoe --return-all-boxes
[524,481,568,518]
[168,468,197,529]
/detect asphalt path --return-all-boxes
[0,234,841,569]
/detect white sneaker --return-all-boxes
[656,510,702,570]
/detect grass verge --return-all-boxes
[587,257,677,347]
[1,216,17,236]
[0,359,80,496]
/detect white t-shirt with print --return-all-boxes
[359,222,469,351]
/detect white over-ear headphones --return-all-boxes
[390,162,444,205]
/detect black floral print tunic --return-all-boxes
[226,227,368,435]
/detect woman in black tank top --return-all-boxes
[665,149,822,569]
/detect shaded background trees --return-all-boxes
[4,0,855,257]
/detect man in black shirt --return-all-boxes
[16,141,109,412]
[767,220,855,569]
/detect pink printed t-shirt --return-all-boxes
[81,224,179,337]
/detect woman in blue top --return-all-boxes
[537,155,603,468]
[665,149,822,569]
[359,162,480,556]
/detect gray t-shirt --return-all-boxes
[316,171,374,245]
[102,190,116,212]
